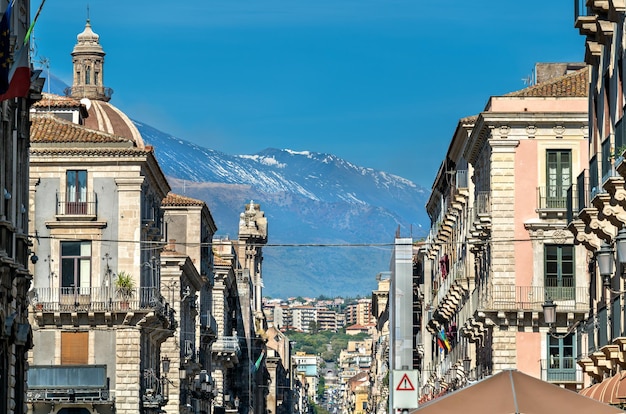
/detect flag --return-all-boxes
[23,0,47,46]
[0,44,30,101]
[438,328,451,352]
[252,349,265,372]
[0,0,13,94]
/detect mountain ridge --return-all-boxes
[39,78,430,297]
[135,120,429,297]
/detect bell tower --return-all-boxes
[66,19,112,102]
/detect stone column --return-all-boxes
[116,328,142,413]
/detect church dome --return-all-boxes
[81,98,145,148]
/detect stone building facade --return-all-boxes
[420,64,591,400]
[0,1,39,412]
[568,1,626,405]
[161,193,218,413]
[27,21,177,414]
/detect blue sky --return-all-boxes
[33,0,584,188]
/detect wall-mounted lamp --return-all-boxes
[616,228,626,266]
[597,242,614,286]
[542,299,580,339]
[598,229,626,294]
[162,356,170,377]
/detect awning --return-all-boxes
[413,370,623,413]
[579,371,626,405]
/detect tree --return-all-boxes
[309,320,320,334]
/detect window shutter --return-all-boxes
[61,332,88,365]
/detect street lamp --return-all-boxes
[162,356,170,376]
[597,242,614,288]
[616,228,626,266]
[542,299,580,339]
[542,299,556,326]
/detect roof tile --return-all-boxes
[505,66,589,97]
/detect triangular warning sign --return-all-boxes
[396,373,415,391]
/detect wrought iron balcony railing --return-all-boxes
[540,358,581,383]
[212,336,241,355]
[56,192,98,216]
[574,0,592,19]
[481,285,588,312]
[566,183,578,224]
[474,191,490,216]
[33,286,167,313]
[575,169,593,213]
[537,186,568,210]
[64,86,114,100]
[27,365,112,403]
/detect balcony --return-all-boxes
[64,85,114,101]
[536,186,568,218]
[201,311,218,337]
[55,192,98,219]
[431,261,469,320]
[481,285,588,312]
[142,368,169,408]
[566,183,579,224]
[540,358,581,383]
[32,286,167,313]
[27,365,112,403]
[212,336,241,366]
[574,0,595,21]
[474,191,491,216]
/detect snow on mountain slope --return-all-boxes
[41,76,430,296]
[135,120,429,297]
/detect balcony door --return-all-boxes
[548,333,576,382]
[546,150,571,208]
[61,241,91,308]
[545,244,575,300]
[66,170,87,215]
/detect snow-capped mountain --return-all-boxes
[135,121,430,297]
[38,74,430,296]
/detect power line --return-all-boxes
[28,232,579,249]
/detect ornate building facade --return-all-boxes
[568,2,626,407]
[420,63,590,400]
[0,0,39,412]
[27,21,177,414]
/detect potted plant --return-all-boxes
[115,271,135,309]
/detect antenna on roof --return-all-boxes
[37,57,50,94]
[522,67,536,87]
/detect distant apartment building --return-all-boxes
[292,306,317,332]
[293,352,320,404]
[274,304,293,331]
[316,306,338,332]
[336,313,346,330]
[345,298,373,326]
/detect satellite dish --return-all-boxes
[80,98,92,111]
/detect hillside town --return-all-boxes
[5,1,626,414]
